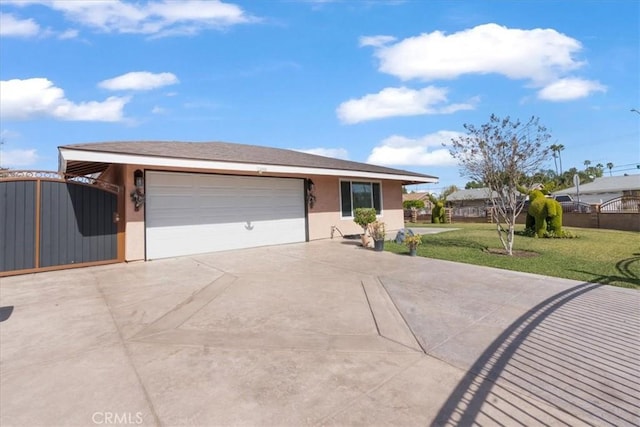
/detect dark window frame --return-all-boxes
[339,180,383,218]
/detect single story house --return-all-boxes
[553,174,640,205]
[402,191,432,204]
[58,141,438,262]
[446,188,497,208]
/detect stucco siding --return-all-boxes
[307,177,404,240]
[110,165,408,257]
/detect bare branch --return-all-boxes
[448,114,551,255]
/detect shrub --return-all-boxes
[404,234,423,248]
[353,208,377,232]
[403,200,425,210]
[432,201,446,223]
[369,221,386,241]
[525,189,563,237]
[516,227,577,239]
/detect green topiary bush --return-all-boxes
[525,189,564,237]
[432,201,446,223]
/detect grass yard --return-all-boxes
[386,223,640,289]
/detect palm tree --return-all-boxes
[607,162,614,176]
[584,160,591,168]
[549,144,559,175]
[595,163,604,177]
[556,144,565,175]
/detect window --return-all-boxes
[340,181,382,217]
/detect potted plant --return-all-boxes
[405,234,422,256]
[369,221,386,251]
[353,207,377,247]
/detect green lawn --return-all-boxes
[386,223,639,289]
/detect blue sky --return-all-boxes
[1,0,638,192]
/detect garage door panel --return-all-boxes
[146,172,306,259]
[147,218,305,258]
[149,200,304,227]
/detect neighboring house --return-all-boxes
[402,191,433,207]
[446,188,496,208]
[58,141,438,262]
[445,188,498,218]
[553,174,640,205]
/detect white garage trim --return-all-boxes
[145,171,306,259]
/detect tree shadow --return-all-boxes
[616,253,640,284]
[569,254,640,289]
[432,282,640,426]
[426,238,487,251]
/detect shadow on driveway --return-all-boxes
[432,283,640,426]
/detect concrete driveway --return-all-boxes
[1,239,638,426]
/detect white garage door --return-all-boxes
[145,171,306,259]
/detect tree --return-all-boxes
[595,163,604,177]
[441,184,459,200]
[403,199,425,209]
[607,162,614,176]
[449,114,551,255]
[556,144,565,175]
[465,180,484,189]
[549,143,565,176]
[549,144,560,175]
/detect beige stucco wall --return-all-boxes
[122,164,146,261]
[106,165,408,260]
[307,176,404,240]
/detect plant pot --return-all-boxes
[409,247,417,256]
[374,239,385,252]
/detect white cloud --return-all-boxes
[294,147,349,160]
[99,71,179,91]
[148,1,250,24]
[0,78,129,122]
[5,0,257,36]
[359,35,396,48]
[151,106,166,114]
[367,131,463,166]
[368,23,584,85]
[1,149,39,167]
[537,78,606,101]
[0,13,40,37]
[337,86,475,124]
[58,28,79,39]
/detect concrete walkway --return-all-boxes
[1,239,638,426]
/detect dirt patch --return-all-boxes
[485,248,540,258]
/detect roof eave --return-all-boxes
[58,148,438,184]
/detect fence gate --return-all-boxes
[1,171,122,277]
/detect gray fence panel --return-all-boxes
[0,181,37,272]
[39,181,117,268]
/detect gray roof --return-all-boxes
[60,141,437,182]
[554,174,640,195]
[446,187,497,201]
[403,192,431,202]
